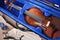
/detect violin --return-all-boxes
[25,8,60,38]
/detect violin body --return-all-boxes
[25,8,55,38]
[53,31,60,38]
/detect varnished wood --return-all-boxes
[53,31,60,38]
[25,8,55,38]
